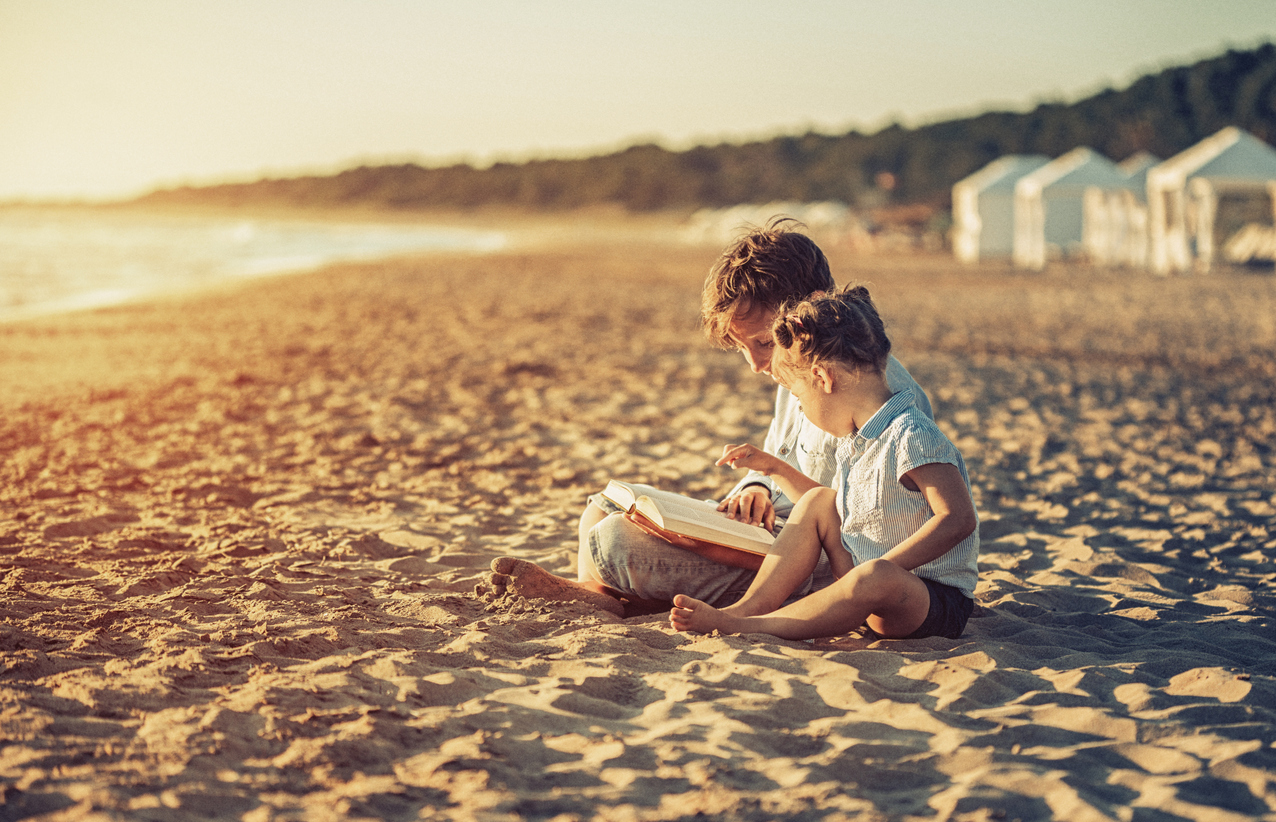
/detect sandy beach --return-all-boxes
[2,215,1275,821]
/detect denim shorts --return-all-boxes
[904,577,974,640]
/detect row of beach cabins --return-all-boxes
[953,126,1276,273]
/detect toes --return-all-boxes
[491,556,519,574]
[476,572,512,601]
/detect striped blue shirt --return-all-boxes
[834,392,979,597]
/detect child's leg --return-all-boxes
[673,558,932,641]
[723,486,842,615]
[671,487,841,632]
[577,502,610,582]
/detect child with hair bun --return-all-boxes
[671,284,979,641]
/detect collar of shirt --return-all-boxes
[858,391,917,440]
[835,391,917,462]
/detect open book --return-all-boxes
[601,480,773,570]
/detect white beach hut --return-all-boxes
[951,155,1050,263]
[1082,152,1160,268]
[1147,127,1276,274]
[1013,147,1129,269]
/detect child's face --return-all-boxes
[774,345,841,436]
[726,306,778,376]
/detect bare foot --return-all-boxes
[669,594,743,634]
[486,557,624,618]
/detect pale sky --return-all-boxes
[2,0,1274,201]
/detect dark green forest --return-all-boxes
[137,43,1276,213]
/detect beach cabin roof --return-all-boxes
[1119,151,1160,177]
[954,155,1050,194]
[1117,152,1161,199]
[1147,127,1276,192]
[1015,147,1128,197]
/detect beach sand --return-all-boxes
[2,216,1275,821]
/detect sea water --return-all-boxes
[0,207,506,322]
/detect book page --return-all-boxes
[625,484,717,512]
[600,480,638,510]
[641,496,773,543]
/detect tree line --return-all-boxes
[136,43,1276,213]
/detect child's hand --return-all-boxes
[719,445,821,528]
[717,485,776,529]
[716,443,781,475]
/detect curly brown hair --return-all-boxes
[700,217,834,348]
[771,284,891,378]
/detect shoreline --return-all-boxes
[0,206,518,326]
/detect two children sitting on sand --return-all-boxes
[489,220,978,641]
[670,284,979,641]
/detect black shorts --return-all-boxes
[903,577,973,640]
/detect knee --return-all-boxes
[578,502,608,534]
[791,486,840,532]
[588,511,637,562]
[842,558,902,599]
[858,558,898,580]
[796,486,836,509]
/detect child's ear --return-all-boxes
[811,364,836,394]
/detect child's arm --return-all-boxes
[716,443,822,508]
[880,462,977,571]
